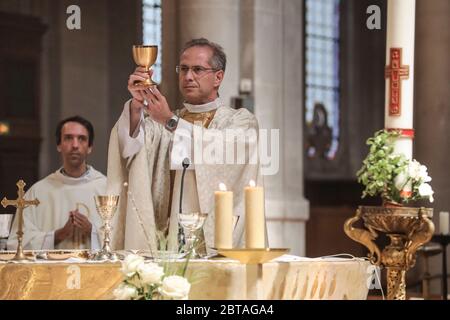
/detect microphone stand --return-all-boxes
[178,158,190,249]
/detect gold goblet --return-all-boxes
[132,45,158,87]
[93,195,120,261]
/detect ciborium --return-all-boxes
[132,45,158,87]
[179,212,207,258]
[344,205,434,300]
[93,195,120,261]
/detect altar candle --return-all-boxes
[215,183,233,249]
[245,180,265,248]
[439,211,449,235]
[384,0,416,160]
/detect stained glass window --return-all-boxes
[143,0,162,83]
[304,0,340,160]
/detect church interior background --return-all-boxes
[0,0,449,299]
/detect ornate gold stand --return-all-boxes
[344,206,434,300]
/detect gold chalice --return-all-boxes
[132,45,158,87]
[93,195,120,261]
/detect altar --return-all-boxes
[0,254,370,300]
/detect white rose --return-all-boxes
[419,165,432,182]
[121,254,145,277]
[113,283,139,300]
[418,183,434,202]
[137,262,164,285]
[159,275,191,300]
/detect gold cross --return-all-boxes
[1,180,39,262]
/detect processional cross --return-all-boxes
[1,180,39,262]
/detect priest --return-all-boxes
[8,116,106,250]
[107,38,265,253]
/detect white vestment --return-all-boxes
[7,166,106,250]
[107,98,265,253]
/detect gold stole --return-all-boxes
[178,108,217,127]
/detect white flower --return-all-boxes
[137,262,164,285]
[409,160,432,183]
[419,165,432,182]
[418,183,434,202]
[408,160,421,179]
[121,254,145,277]
[159,275,191,300]
[113,283,139,300]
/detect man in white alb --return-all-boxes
[8,116,106,250]
[107,38,265,253]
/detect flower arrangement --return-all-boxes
[113,253,191,300]
[357,129,434,205]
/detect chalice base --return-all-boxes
[134,78,158,87]
[92,250,121,262]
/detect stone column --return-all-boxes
[177,0,240,106]
[414,0,450,295]
[164,0,309,255]
[244,0,309,256]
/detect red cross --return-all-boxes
[385,48,410,116]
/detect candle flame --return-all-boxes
[219,183,227,191]
[249,180,256,187]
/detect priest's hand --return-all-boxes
[72,210,92,236]
[54,217,74,245]
[127,67,153,105]
[141,86,174,126]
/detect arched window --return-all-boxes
[304,0,340,160]
[142,0,162,83]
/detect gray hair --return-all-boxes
[181,38,227,72]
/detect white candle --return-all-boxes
[439,211,449,235]
[245,180,265,249]
[214,183,233,249]
[384,0,416,160]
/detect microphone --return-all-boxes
[179,158,190,214]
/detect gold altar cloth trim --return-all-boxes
[0,258,370,300]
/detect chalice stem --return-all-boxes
[102,223,112,253]
[185,233,196,256]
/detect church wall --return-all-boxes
[415,0,450,296]
[58,0,109,175]
[0,0,141,177]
